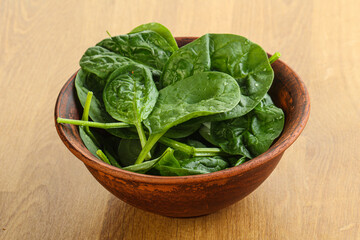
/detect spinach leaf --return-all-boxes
[208,34,274,118]
[144,71,241,134]
[155,150,229,176]
[164,122,202,138]
[117,139,143,167]
[181,156,229,172]
[117,138,158,167]
[97,30,174,72]
[122,148,173,174]
[199,123,219,146]
[80,46,135,79]
[186,139,207,148]
[161,33,273,121]
[75,69,139,139]
[103,64,158,123]
[79,127,121,167]
[129,22,178,51]
[160,34,210,88]
[103,63,158,147]
[211,94,285,158]
[79,126,101,159]
[227,156,248,167]
[136,71,241,164]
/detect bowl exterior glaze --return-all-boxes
[55,37,310,217]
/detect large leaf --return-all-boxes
[74,69,138,139]
[129,22,178,51]
[208,34,274,118]
[211,94,285,158]
[144,71,241,134]
[161,33,273,121]
[160,34,210,88]
[103,64,158,124]
[80,46,135,79]
[97,30,174,72]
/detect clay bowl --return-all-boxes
[55,37,310,217]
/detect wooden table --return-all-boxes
[1,0,359,239]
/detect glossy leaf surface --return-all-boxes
[211,94,285,158]
[144,71,241,134]
[75,69,138,138]
[161,33,273,121]
[155,150,229,176]
[103,64,158,124]
[129,22,178,51]
[98,30,173,72]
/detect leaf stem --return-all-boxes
[159,137,226,157]
[96,150,111,165]
[81,92,100,146]
[82,91,93,122]
[269,52,281,64]
[135,132,165,164]
[106,30,113,38]
[159,137,195,155]
[135,122,151,160]
[103,149,121,168]
[57,118,131,129]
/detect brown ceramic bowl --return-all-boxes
[55,37,310,217]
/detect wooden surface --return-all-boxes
[0,0,359,239]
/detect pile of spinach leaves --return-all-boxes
[57,23,284,176]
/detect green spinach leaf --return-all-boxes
[136,71,241,164]
[211,94,285,158]
[144,71,241,134]
[122,148,173,174]
[199,123,219,146]
[161,33,273,121]
[160,34,210,88]
[103,63,158,147]
[98,30,174,72]
[117,139,143,167]
[155,150,229,176]
[103,64,158,123]
[129,22,178,51]
[80,46,135,79]
[164,122,202,138]
[75,69,139,139]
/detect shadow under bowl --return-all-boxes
[55,37,310,217]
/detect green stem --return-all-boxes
[81,92,100,146]
[82,91,93,122]
[159,137,226,157]
[103,149,121,168]
[135,132,165,164]
[269,52,281,64]
[194,148,223,153]
[193,152,225,157]
[96,150,111,165]
[194,148,224,156]
[57,118,131,129]
[106,30,113,38]
[159,137,195,155]
[135,122,151,160]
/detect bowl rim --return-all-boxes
[55,37,310,185]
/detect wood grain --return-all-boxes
[0,0,359,239]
